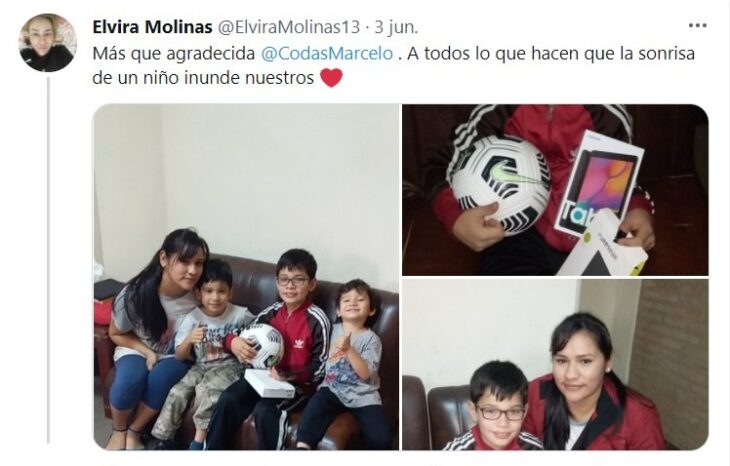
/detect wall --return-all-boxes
[94,105,399,291]
[93,183,103,265]
[402,278,580,393]
[578,279,642,382]
[629,279,708,450]
[94,105,168,281]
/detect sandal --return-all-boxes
[105,427,127,450]
[125,426,146,450]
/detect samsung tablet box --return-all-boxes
[558,208,648,276]
[556,130,644,237]
[244,369,295,399]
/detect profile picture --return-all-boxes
[19,13,76,72]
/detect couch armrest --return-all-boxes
[402,375,430,450]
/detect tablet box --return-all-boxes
[244,369,295,399]
[556,130,644,237]
[558,208,648,276]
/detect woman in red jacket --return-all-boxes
[522,312,666,450]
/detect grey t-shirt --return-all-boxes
[112,286,199,361]
[175,304,254,365]
[319,323,382,408]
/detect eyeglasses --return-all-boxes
[275,276,310,287]
[475,406,525,421]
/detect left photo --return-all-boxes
[92,105,400,450]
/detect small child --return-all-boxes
[443,360,543,450]
[149,258,254,449]
[295,279,392,450]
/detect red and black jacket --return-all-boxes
[225,300,330,395]
[443,426,543,450]
[522,373,666,450]
[422,105,654,252]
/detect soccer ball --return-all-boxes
[449,135,551,236]
[240,324,284,369]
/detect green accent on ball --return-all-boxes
[583,232,591,243]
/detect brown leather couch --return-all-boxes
[402,375,471,450]
[401,375,430,450]
[98,253,399,449]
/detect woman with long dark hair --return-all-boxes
[105,228,209,450]
[522,312,666,450]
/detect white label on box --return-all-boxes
[557,208,648,276]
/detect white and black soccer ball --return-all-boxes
[449,135,551,236]
[240,324,284,369]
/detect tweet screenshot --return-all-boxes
[3,1,728,465]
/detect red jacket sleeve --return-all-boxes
[626,397,667,449]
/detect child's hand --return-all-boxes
[335,332,352,353]
[269,367,295,381]
[231,336,257,363]
[452,203,505,251]
[187,323,206,344]
[145,351,158,371]
[618,208,655,251]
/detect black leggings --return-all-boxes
[296,387,392,450]
[206,377,307,450]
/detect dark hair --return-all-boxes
[335,278,381,327]
[114,228,209,341]
[470,360,528,405]
[543,312,627,450]
[199,258,233,288]
[276,248,317,279]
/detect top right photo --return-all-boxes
[402,105,708,276]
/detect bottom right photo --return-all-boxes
[402,278,707,451]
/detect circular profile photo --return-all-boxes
[19,14,76,72]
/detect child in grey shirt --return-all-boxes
[295,279,392,449]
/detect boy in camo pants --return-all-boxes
[149,259,254,449]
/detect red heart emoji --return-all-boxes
[320,68,343,87]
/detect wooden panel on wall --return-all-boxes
[629,279,708,450]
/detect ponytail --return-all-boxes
[542,378,570,450]
[114,228,209,341]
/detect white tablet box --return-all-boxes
[244,369,295,399]
[557,208,648,276]
[555,130,644,237]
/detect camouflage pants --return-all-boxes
[151,359,243,440]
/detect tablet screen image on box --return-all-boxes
[556,130,644,237]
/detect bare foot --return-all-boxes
[125,429,145,450]
[105,430,127,450]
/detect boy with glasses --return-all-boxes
[206,249,331,449]
[443,360,543,450]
